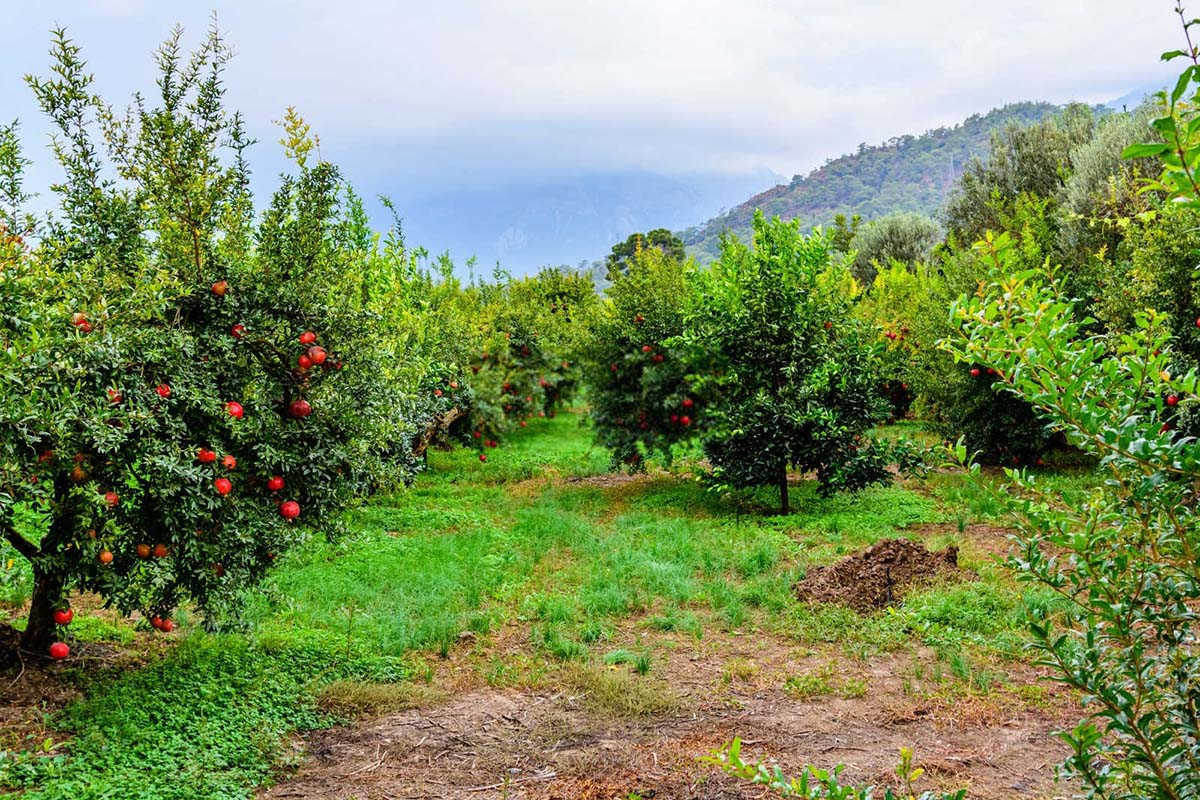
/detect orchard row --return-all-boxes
[0,27,600,661]
[7,23,1198,673]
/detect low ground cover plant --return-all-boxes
[704,739,966,799]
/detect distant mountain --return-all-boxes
[1106,81,1165,111]
[355,167,782,274]
[679,102,1062,262]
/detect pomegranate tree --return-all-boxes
[0,27,395,659]
[583,246,699,469]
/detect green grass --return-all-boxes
[782,664,868,700]
[925,462,1105,524]
[0,411,1056,799]
[1,635,403,800]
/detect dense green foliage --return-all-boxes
[933,18,1200,795]
[858,231,1058,464]
[583,247,698,468]
[10,7,1200,799]
[0,27,591,658]
[586,213,920,511]
[604,227,686,280]
[943,104,1096,245]
[2,414,1052,799]
[949,234,1200,799]
[685,213,916,512]
[856,101,1156,464]
[848,212,941,286]
[0,28,403,654]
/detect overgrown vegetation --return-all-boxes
[1,414,1047,799]
[935,15,1200,794]
[4,4,1200,799]
[705,740,966,800]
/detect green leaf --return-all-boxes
[1172,66,1197,103]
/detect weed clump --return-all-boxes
[560,663,680,718]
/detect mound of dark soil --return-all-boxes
[795,538,968,612]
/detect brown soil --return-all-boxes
[0,625,82,752]
[565,471,650,488]
[0,622,21,670]
[904,523,1017,559]
[795,538,968,612]
[258,623,1077,800]
[255,501,1066,800]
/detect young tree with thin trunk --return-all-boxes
[682,211,911,514]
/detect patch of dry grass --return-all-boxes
[559,663,682,718]
[317,680,449,717]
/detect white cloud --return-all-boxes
[0,1,1184,181]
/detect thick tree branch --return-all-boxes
[2,522,39,561]
[411,407,467,458]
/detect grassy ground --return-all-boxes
[0,412,1091,799]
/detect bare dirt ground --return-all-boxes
[257,518,1079,799]
[260,624,1078,800]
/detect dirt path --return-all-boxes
[261,688,1071,799]
[259,509,1077,799]
[260,626,1077,800]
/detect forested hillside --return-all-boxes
[680,101,1060,260]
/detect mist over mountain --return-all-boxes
[1105,80,1166,111]
[345,165,781,274]
[198,86,1164,277]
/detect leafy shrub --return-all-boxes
[848,212,940,286]
[1055,103,1159,279]
[865,222,1056,465]
[704,739,966,799]
[1100,202,1200,361]
[944,104,1095,244]
[683,212,920,513]
[947,229,1200,798]
[856,262,934,422]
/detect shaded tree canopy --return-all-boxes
[606,228,685,278]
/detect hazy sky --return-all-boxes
[0,1,1182,262]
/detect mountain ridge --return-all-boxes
[678,101,1064,261]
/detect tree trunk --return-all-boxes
[20,569,64,654]
[411,407,467,458]
[18,472,74,656]
[778,461,790,516]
